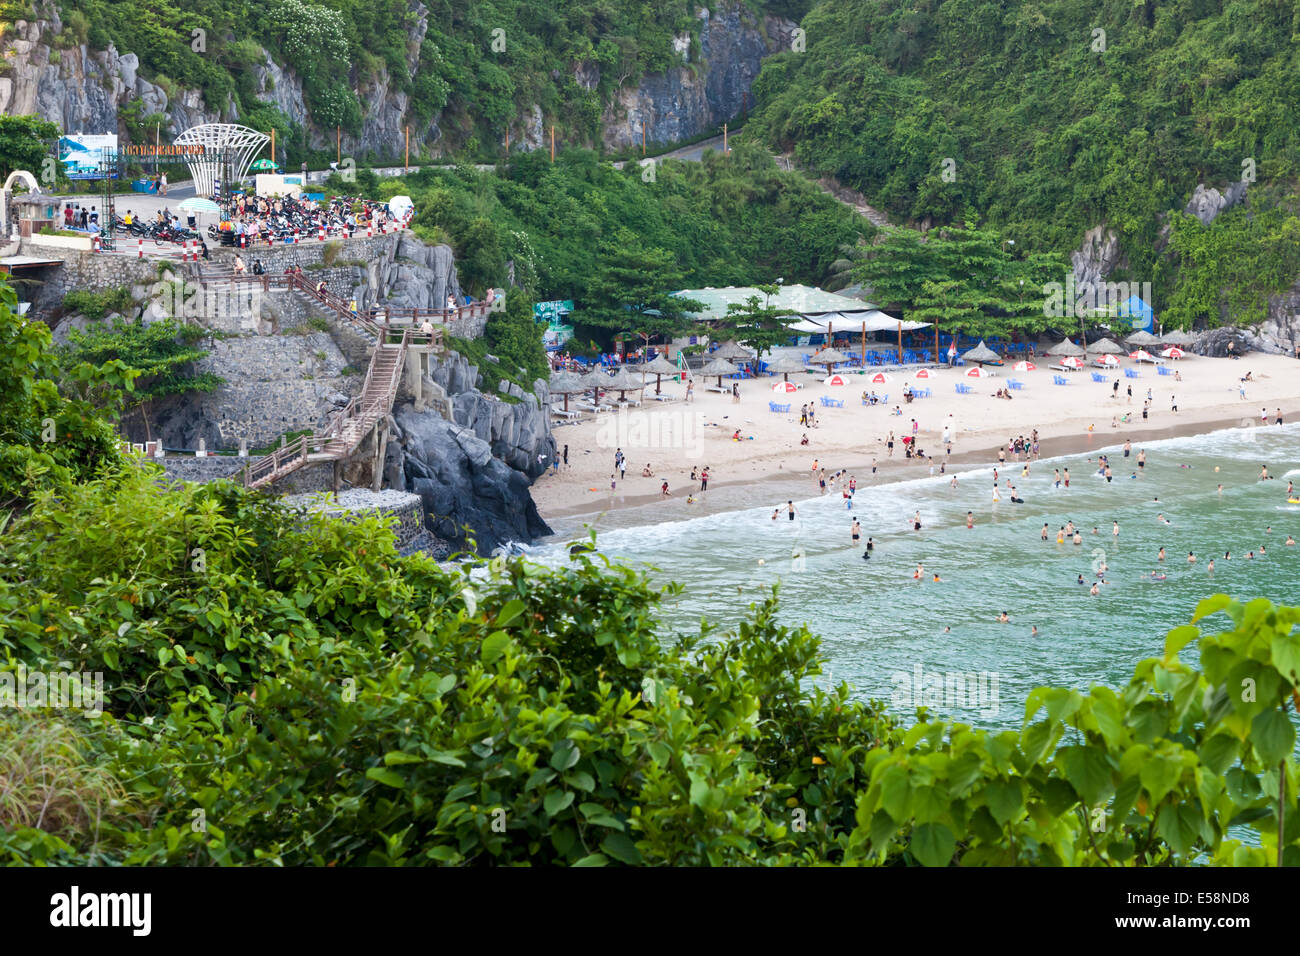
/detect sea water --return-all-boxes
[531,423,1300,731]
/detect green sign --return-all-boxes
[533,299,574,320]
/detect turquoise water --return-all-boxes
[531,424,1300,731]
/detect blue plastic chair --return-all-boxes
[1125,368,1140,379]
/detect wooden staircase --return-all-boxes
[166,267,456,490]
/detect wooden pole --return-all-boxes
[337,126,340,164]
[405,126,409,172]
[506,125,510,154]
[550,125,555,162]
[642,123,646,156]
[935,321,940,363]
[271,127,275,167]
[155,124,159,175]
[862,321,866,364]
[897,321,903,364]
[723,123,728,154]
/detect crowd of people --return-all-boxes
[212,194,406,247]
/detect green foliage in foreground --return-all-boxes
[2,280,1298,866]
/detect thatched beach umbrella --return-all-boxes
[961,340,1001,365]
[809,347,850,373]
[1088,337,1125,355]
[635,354,679,394]
[1124,330,1161,347]
[548,370,586,412]
[713,340,754,363]
[698,355,738,388]
[1049,337,1085,357]
[1160,329,1196,346]
[604,365,645,402]
[579,368,610,407]
[765,354,807,382]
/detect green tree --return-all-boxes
[721,284,798,360]
[580,231,704,341]
[0,114,59,182]
[484,291,549,383]
[58,318,222,442]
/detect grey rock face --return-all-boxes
[1184,182,1248,226]
[1070,225,1126,292]
[395,407,551,555]
[601,4,796,149]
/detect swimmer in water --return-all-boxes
[998,611,1010,623]
[1158,513,1170,524]
[863,537,874,560]
[1287,535,1295,546]
[772,508,779,520]
[1041,523,1050,540]
[1260,544,1266,555]
[1218,484,1223,495]
[1073,532,1083,545]
[914,563,924,580]
[1158,547,1165,561]
[943,625,951,633]
[1077,574,1086,584]
[1224,551,1231,560]
[1113,521,1120,537]
[1057,528,1066,544]
[1032,625,1039,636]
[966,511,974,529]
[851,519,861,545]
[1150,570,1166,580]
[1188,552,1196,563]
[1092,527,1100,535]
[932,573,941,582]
[1090,582,1100,596]
[1248,551,1255,559]
[1208,558,1215,573]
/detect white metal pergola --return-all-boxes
[173,124,269,200]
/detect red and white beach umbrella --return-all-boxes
[914,367,938,379]
[965,366,991,378]
[869,372,893,384]
[1059,356,1084,368]
[772,381,798,393]
[823,374,850,387]
[1129,349,1154,362]
[1095,353,1120,367]
[1160,346,1185,359]
[1012,360,1036,372]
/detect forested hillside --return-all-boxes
[748,0,1300,318]
[40,0,804,153]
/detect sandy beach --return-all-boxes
[533,352,1300,526]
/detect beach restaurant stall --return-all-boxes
[671,284,927,361]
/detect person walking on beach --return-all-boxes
[1276,408,1283,425]
[562,444,568,469]
[686,381,695,403]
[610,474,617,494]
[787,500,796,521]
[887,432,895,457]
[1142,399,1150,421]
[1127,384,1133,404]
[1171,394,1178,413]
[800,403,808,426]
[700,467,709,492]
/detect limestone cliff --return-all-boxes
[2,0,788,159]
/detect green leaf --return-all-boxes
[550,740,580,772]
[1058,745,1114,808]
[879,764,910,821]
[495,599,526,628]
[910,822,956,867]
[365,767,405,789]
[481,630,511,663]
[1199,734,1239,776]
[573,853,608,867]
[1270,633,1300,683]
[983,778,1024,825]
[544,790,574,816]
[383,751,424,766]
[1140,753,1183,806]
[1163,625,1200,661]
[1250,708,1295,766]
[1156,802,1202,857]
[600,831,642,864]
[563,770,595,792]
[1192,594,1232,623]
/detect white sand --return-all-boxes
[534,353,1300,519]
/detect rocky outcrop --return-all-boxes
[1184,182,1248,226]
[392,407,551,555]
[379,238,463,312]
[0,6,229,138]
[601,4,798,149]
[423,350,555,480]
[1070,225,1127,293]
